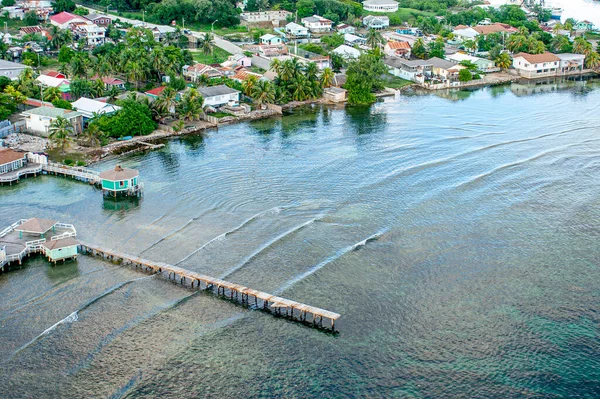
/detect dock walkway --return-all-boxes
[79,242,341,330]
[0,162,101,185]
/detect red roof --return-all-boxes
[91,75,125,86]
[50,12,81,25]
[145,86,166,96]
[25,99,54,107]
[387,41,411,50]
[45,71,66,79]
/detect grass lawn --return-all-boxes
[362,7,435,23]
[211,112,235,118]
[585,32,600,40]
[192,47,231,64]
[381,74,414,89]
[0,16,33,34]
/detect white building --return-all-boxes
[301,15,333,33]
[71,97,121,119]
[452,27,479,42]
[260,33,282,45]
[363,15,390,30]
[0,148,27,175]
[332,44,361,59]
[363,0,399,13]
[555,53,586,74]
[240,10,292,23]
[0,59,27,80]
[21,106,83,137]
[198,85,241,108]
[385,57,432,83]
[74,23,106,46]
[512,52,560,78]
[49,11,89,30]
[285,22,309,37]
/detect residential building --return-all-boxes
[555,53,586,74]
[149,25,177,42]
[3,6,25,20]
[260,33,282,45]
[198,85,241,108]
[574,20,595,31]
[428,57,464,80]
[290,48,330,69]
[472,23,517,36]
[452,26,479,42]
[74,23,106,46]
[384,40,411,58]
[49,12,89,30]
[36,74,70,99]
[0,148,27,175]
[19,26,50,39]
[144,86,166,99]
[182,64,223,81]
[231,68,263,83]
[0,59,27,80]
[362,0,399,12]
[385,57,432,83]
[332,44,361,59]
[301,15,333,33]
[44,71,66,79]
[21,106,83,136]
[221,54,252,68]
[336,24,356,34]
[323,87,347,103]
[99,165,141,196]
[363,15,390,30]
[86,13,113,27]
[344,33,367,46]
[285,22,309,37]
[258,44,289,58]
[512,52,561,78]
[71,97,122,119]
[447,53,498,73]
[240,10,292,23]
[91,75,126,90]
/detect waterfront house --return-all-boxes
[555,53,586,74]
[323,87,347,103]
[21,106,83,137]
[574,20,594,31]
[384,40,411,58]
[363,0,399,12]
[198,85,241,108]
[512,52,560,78]
[285,22,309,37]
[71,97,121,120]
[301,15,333,33]
[0,148,26,175]
[260,33,282,45]
[332,44,361,59]
[290,47,330,69]
[385,57,432,83]
[447,53,498,73]
[0,59,27,81]
[49,12,89,30]
[428,57,464,81]
[99,165,141,197]
[336,24,356,34]
[363,15,390,30]
[472,23,517,36]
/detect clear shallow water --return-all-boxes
[1,78,600,398]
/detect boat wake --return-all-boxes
[274,228,387,295]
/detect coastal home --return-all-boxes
[385,57,432,83]
[472,23,518,36]
[323,87,347,103]
[0,59,27,80]
[49,12,89,30]
[363,15,390,30]
[428,57,464,81]
[512,52,560,78]
[0,148,27,175]
[574,20,595,31]
[198,85,241,108]
[260,33,282,45]
[100,165,141,197]
[285,22,309,37]
[362,0,399,12]
[91,75,126,90]
[74,23,106,47]
[71,97,121,120]
[555,53,586,74]
[240,10,292,24]
[384,40,411,58]
[336,24,356,34]
[332,44,361,59]
[42,237,79,263]
[301,15,333,33]
[345,33,367,46]
[182,63,222,82]
[86,13,113,27]
[447,52,498,73]
[21,106,83,136]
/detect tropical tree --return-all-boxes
[242,74,259,96]
[155,86,178,116]
[80,123,103,147]
[320,67,334,88]
[345,50,388,104]
[463,39,477,54]
[49,116,74,154]
[172,120,185,133]
[495,52,512,70]
[412,38,427,59]
[106,85,121,103]
[43,87,62,102]
[366,29,385,49]
[585,51,600,69]
[573,37,593,56]
[91,79,105,98]
[199,33,214,56]
[176,88,203,121]
[251,80,275,108]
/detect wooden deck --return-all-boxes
[79,242,341,331]
[0,162,101,185]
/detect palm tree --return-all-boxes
[150,47,166,82]
[172,120,185,133]
[49,116,74,155]
[43,87,62,102]
[93,55,112,79]
[197,74,210,86]
[80,124,103,147]
[126,60,145,90]
[585,51,600,69]
[463,39,477,54]
[91,79,105,98]
[270,58,282,75]
[242,75,259,96]
[495,52,512,70]
[320,67,334,88]
[506,35,526,53]
[573,37,592,56]
[304,62,319,81]
[251,80,275,108]
[69,54,86,79]
[177,89,203,121]
[155,86,178,115]
[366,29,384,49]
[199,33,214,56]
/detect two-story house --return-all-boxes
[301,15,333,33]
[512,52,561,78]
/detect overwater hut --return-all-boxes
[99,165,142,197]
[42,237,78,263]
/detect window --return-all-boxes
[119,181,124,187]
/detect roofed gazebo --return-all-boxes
[14,218,57,239]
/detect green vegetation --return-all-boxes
[458,68,472,82]
[345,49,388,104]
[269,58,329,103]
[380,74,413,89]
[90,98,157,138]
[362,7,434,26]
[49,116,75,155]
[211,111,235,118]
[192,47,231,65]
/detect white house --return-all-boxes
[198,85,241,108]
[0,148,27,175]
[555,53,586,74]
[36,74,70,88]
[49,12,89,30]
[512,52,560,78]
[385,57,432,83]
[71,97,121,119]
[332,44,361,59]
[363,0,399,13]
[301,15,333,33]
[345,33,367,46]
[260,33,282,45]
[74,23,106,46]
[240,10,292,23]
[336,24,356,34]
[285,22,309,37]
[21,106,83,137]
[447,53,498,73]
[363,15,390,30]
[452,26,479,42]
[0,59,27,80]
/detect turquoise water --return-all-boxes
[1,77,600,398]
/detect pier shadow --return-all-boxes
[102,197,141,212]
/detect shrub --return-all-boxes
[76,160,86,166]
[63,159,75,166]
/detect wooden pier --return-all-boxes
[79,242,341,331]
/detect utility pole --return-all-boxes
[182,17,185,31]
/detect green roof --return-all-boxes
[22,106,82,119]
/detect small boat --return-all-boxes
[117,136,133,141]
[551,7,563,20]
